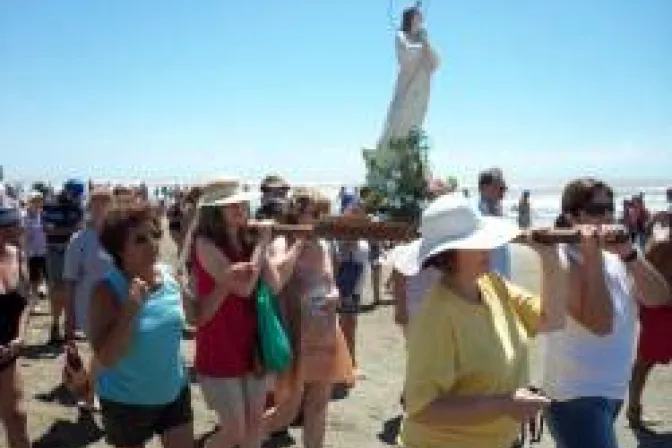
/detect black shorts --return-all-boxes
[100,386,193,447]
[28,256,47,284]
[339,294,361,315]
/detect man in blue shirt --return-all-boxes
[43,181,85,343]
[477,168,511,279]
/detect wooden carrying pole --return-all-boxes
[248,217,630,244]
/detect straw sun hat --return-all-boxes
[198,179,260,208]
[393,193,520,276]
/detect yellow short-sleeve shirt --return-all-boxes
[400,273,541,448]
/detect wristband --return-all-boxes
[621,249,638,263]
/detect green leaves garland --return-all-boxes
[362,128,432,224]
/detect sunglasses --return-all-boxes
[261,187,289,197]
[133,229,163,245]
[583,202,614,217]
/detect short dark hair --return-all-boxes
[478,168,505,188]
[560,177,614,218]
[100,205,159,270]
[260,174,289,193]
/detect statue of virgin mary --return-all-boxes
[379,5,439,148]
[363,5,439,219]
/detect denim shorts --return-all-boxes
[545,396,623,448]
[46,245,66,285]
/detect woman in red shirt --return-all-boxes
[191,181,278,448]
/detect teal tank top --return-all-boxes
[96,265,188,405]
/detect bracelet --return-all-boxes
[621,249,638,263]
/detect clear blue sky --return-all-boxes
[1,0,671,186]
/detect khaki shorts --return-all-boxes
[198,375,268,420]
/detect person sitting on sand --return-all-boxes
[400,193,568,448]
[263,190,353,448]
[0,206,32,448]
[543,178,671,448]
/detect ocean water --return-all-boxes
[500,185,669,227]
[11,178,669,228]
[302,182,670,228]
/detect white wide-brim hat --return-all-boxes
[199,179,260,208]
[392,193,520,276]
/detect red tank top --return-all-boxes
[192,251,258,378]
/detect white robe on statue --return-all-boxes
[378,31,439,147]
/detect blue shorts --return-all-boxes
[46,245,67,285]
[545,397,622,448]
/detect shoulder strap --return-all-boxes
[157,263,179,290]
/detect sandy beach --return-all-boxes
[3,237,672,448]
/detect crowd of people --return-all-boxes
[0,171,671,448]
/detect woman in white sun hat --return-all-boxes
[399,193,569,448]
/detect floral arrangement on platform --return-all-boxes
[362,128,432,223]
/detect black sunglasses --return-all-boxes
[261,186,289,196]
[133,229,163,245]
[583,202,614,217]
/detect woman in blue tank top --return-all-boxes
[88,205,194,448]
